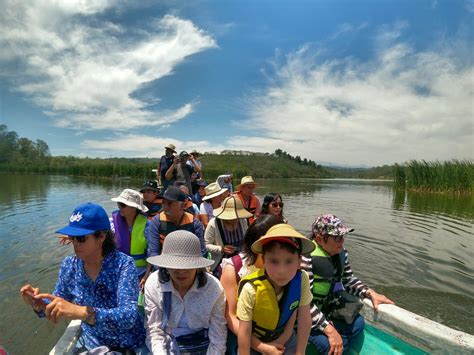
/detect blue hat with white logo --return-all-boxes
[56,203,110,236]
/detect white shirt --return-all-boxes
[144,271,227,355]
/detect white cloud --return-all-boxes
[239,30,473,165]
[0,1,216,131]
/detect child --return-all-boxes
[237,224,316,355]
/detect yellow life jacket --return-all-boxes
[130,214,148,268]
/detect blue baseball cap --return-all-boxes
[56,203,111,236]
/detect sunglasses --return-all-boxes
[68,235,89,243]
[271,202,284,208]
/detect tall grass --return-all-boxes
[393,159,473,193]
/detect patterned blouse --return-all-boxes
[53,251,146,349]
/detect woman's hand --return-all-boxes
[223,245,236,254]
[324,324,343,355]
[367,289,395,311]
[20,284,40,308]
[35,293,88,324]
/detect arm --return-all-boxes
[144,273,168,354]
[220,264,239,335]
[204,219,224,256]
[238,320,253,355]
[295,304,311,355]
[364,288,395,312]
[189,156,202,174]
[207,282,227,354]
[165,158,178,180]
[199,213,209,229]
[255,196,262,216]
[193,219,207,257]
[146,216,161,257]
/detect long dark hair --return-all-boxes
[261,192,284,217]
[94,230,116,257]
[158,267,208,288]
[242,214,281,265]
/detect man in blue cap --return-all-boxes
[20,203,146,353]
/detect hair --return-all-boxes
[261,192,284,217]
[158,267,208,288]
[94,230,116,257]
[242,214,282,265]
[262,238,302,256]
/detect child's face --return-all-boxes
[263,244,301,289]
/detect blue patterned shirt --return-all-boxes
[53,251,146,349]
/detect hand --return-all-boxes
[57,235,71,245]
[35,293,87,324]
[223,245,236,254]
[367,289,395,311]
[139,272,150,289]
[20,284,40,307]
[261,342,285,355]
[324,324,343,355]
[173,157,180,165]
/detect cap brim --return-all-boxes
[147,255,214,269]
[55,225,96,236]
[140,188,159,193]
[252,235,315,255]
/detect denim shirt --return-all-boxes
[53,251,146,349]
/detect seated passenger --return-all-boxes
[140,180,163,219]
[20,203,145,353]
[199,182,228,229]
[144,230,227,354]
[237,224,315,355]
[220,214,281,355]
[302,214,395,355]
[192,180,208,208]
[111,189,151,287]
[261,192,287,223]
[234,176,261,225]
[204,195,251,276]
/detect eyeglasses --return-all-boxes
[271,202,284,208]
[68,235,89,243]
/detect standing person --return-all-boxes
[159,143,177,189]
[165,151,201,195]
[204,195,252,275]
[147,186,206,259]
[261,192,287,223]
[140,180,163,219]
[20,203,146,353]
[188,150,203,194]
[144,230,227,354]
[302,214,395,355]
[216,173,233,193]
[234,176,261,225]
[111,189,151,286]
[237,224,315,355]
[220,214,281,355]
[199,182,228,228]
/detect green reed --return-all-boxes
[393,159,473,193]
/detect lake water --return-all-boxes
[0,174,472,354]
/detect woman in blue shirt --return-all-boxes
[20,202,146,353]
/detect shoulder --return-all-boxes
[59,255,80,272]
[106,251,135,269]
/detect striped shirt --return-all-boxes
[300,248,370,331]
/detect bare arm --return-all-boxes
[295,304,312,355]
[238,320,253,355]
[165,158,178,180]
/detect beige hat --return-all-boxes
[202,182,228,201]
[147,230,214,269]
[164,143,177,153]
[251,223,315,255]
[111,189,149,212]
[213,195,253,220]
[236,175,256,190]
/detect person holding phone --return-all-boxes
[20,203,146,353]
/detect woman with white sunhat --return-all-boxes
[199,182,228,229]
[111,189,151,287]
[144,230,227,354]
[204,195,252,277]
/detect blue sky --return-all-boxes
[0,0,472,166]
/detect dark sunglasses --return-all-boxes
[68,235,89,243]
[271,202,284,208]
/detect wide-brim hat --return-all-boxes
[111,189,149,212]
[202,182,228,201]
[251,223,315,255]
[213,195,253,220]
[147,230,214,269]
[164,143,177,153]
[236,175,257,190]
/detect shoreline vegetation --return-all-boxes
[1,125,472,193]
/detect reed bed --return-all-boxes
[393,160,473,193]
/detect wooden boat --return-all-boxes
[50,299,474,354]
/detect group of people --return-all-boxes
[21,144,395,355]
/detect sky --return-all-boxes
[0,0,473,167]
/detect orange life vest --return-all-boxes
[234,191,258,224]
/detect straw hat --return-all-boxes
[147,230,214,269]
[202,182,228,201]
[251,223,315,254]
[164,143,177,153]
[111,189,149,212]
[236,176,257,190]
[213,196,253,220]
